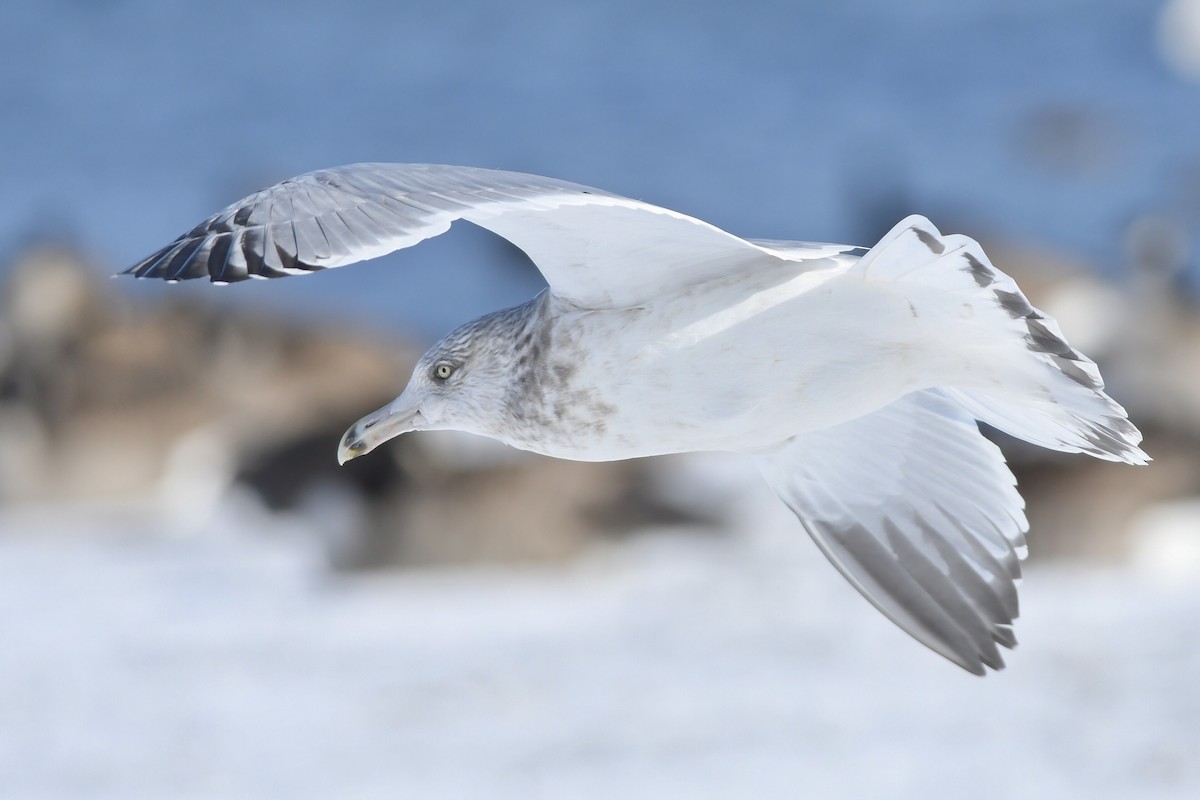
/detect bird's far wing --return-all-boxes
[124,163,791,309]
[754,389,1028,675]
[745,238,869,262]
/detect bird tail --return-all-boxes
[853,215,1148,465]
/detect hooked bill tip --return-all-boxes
[337,430,369,466]
[336,403,420,465]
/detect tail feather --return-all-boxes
[858,215,1148,465]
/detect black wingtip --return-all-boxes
[119,261,150,279]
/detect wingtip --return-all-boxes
[942,633,1009,676]
[962,661,989,677]
[950,645,1005,677]
[1127,448,1152,466]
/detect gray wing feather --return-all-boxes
[754,389,1027,675]
[128,165,469,280]
[746,238,870,260]
[125,163,789,308]
[126,164,610,283]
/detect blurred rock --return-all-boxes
[0,245,719,567]
[235,422,715,569]
[0,245,408,504]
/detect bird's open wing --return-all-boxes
[754,389,1028,675]
[124,163,804,309]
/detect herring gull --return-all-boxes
[126,163,1147,674]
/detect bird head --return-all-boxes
[337,300,538,464]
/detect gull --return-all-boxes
[126,163,1147,674]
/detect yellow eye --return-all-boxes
[433,363,455,381]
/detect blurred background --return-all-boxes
[2,1,1200,797]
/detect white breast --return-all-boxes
[523,255,936,461]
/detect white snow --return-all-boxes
[1,463,1197,800]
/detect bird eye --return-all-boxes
[432,362,455,381]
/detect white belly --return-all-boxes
[522,259,952,461]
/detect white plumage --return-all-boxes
[128,163,1147,674]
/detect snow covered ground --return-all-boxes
[1,461,1197,800]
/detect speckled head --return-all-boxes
[337,293,548,463]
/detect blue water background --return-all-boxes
[3,0,1198,339]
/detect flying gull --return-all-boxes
[126,163,1147,674]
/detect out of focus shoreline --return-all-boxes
[3,241,1196,572]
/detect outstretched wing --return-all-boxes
[124,163,797,309]
[755,389,1028,675]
